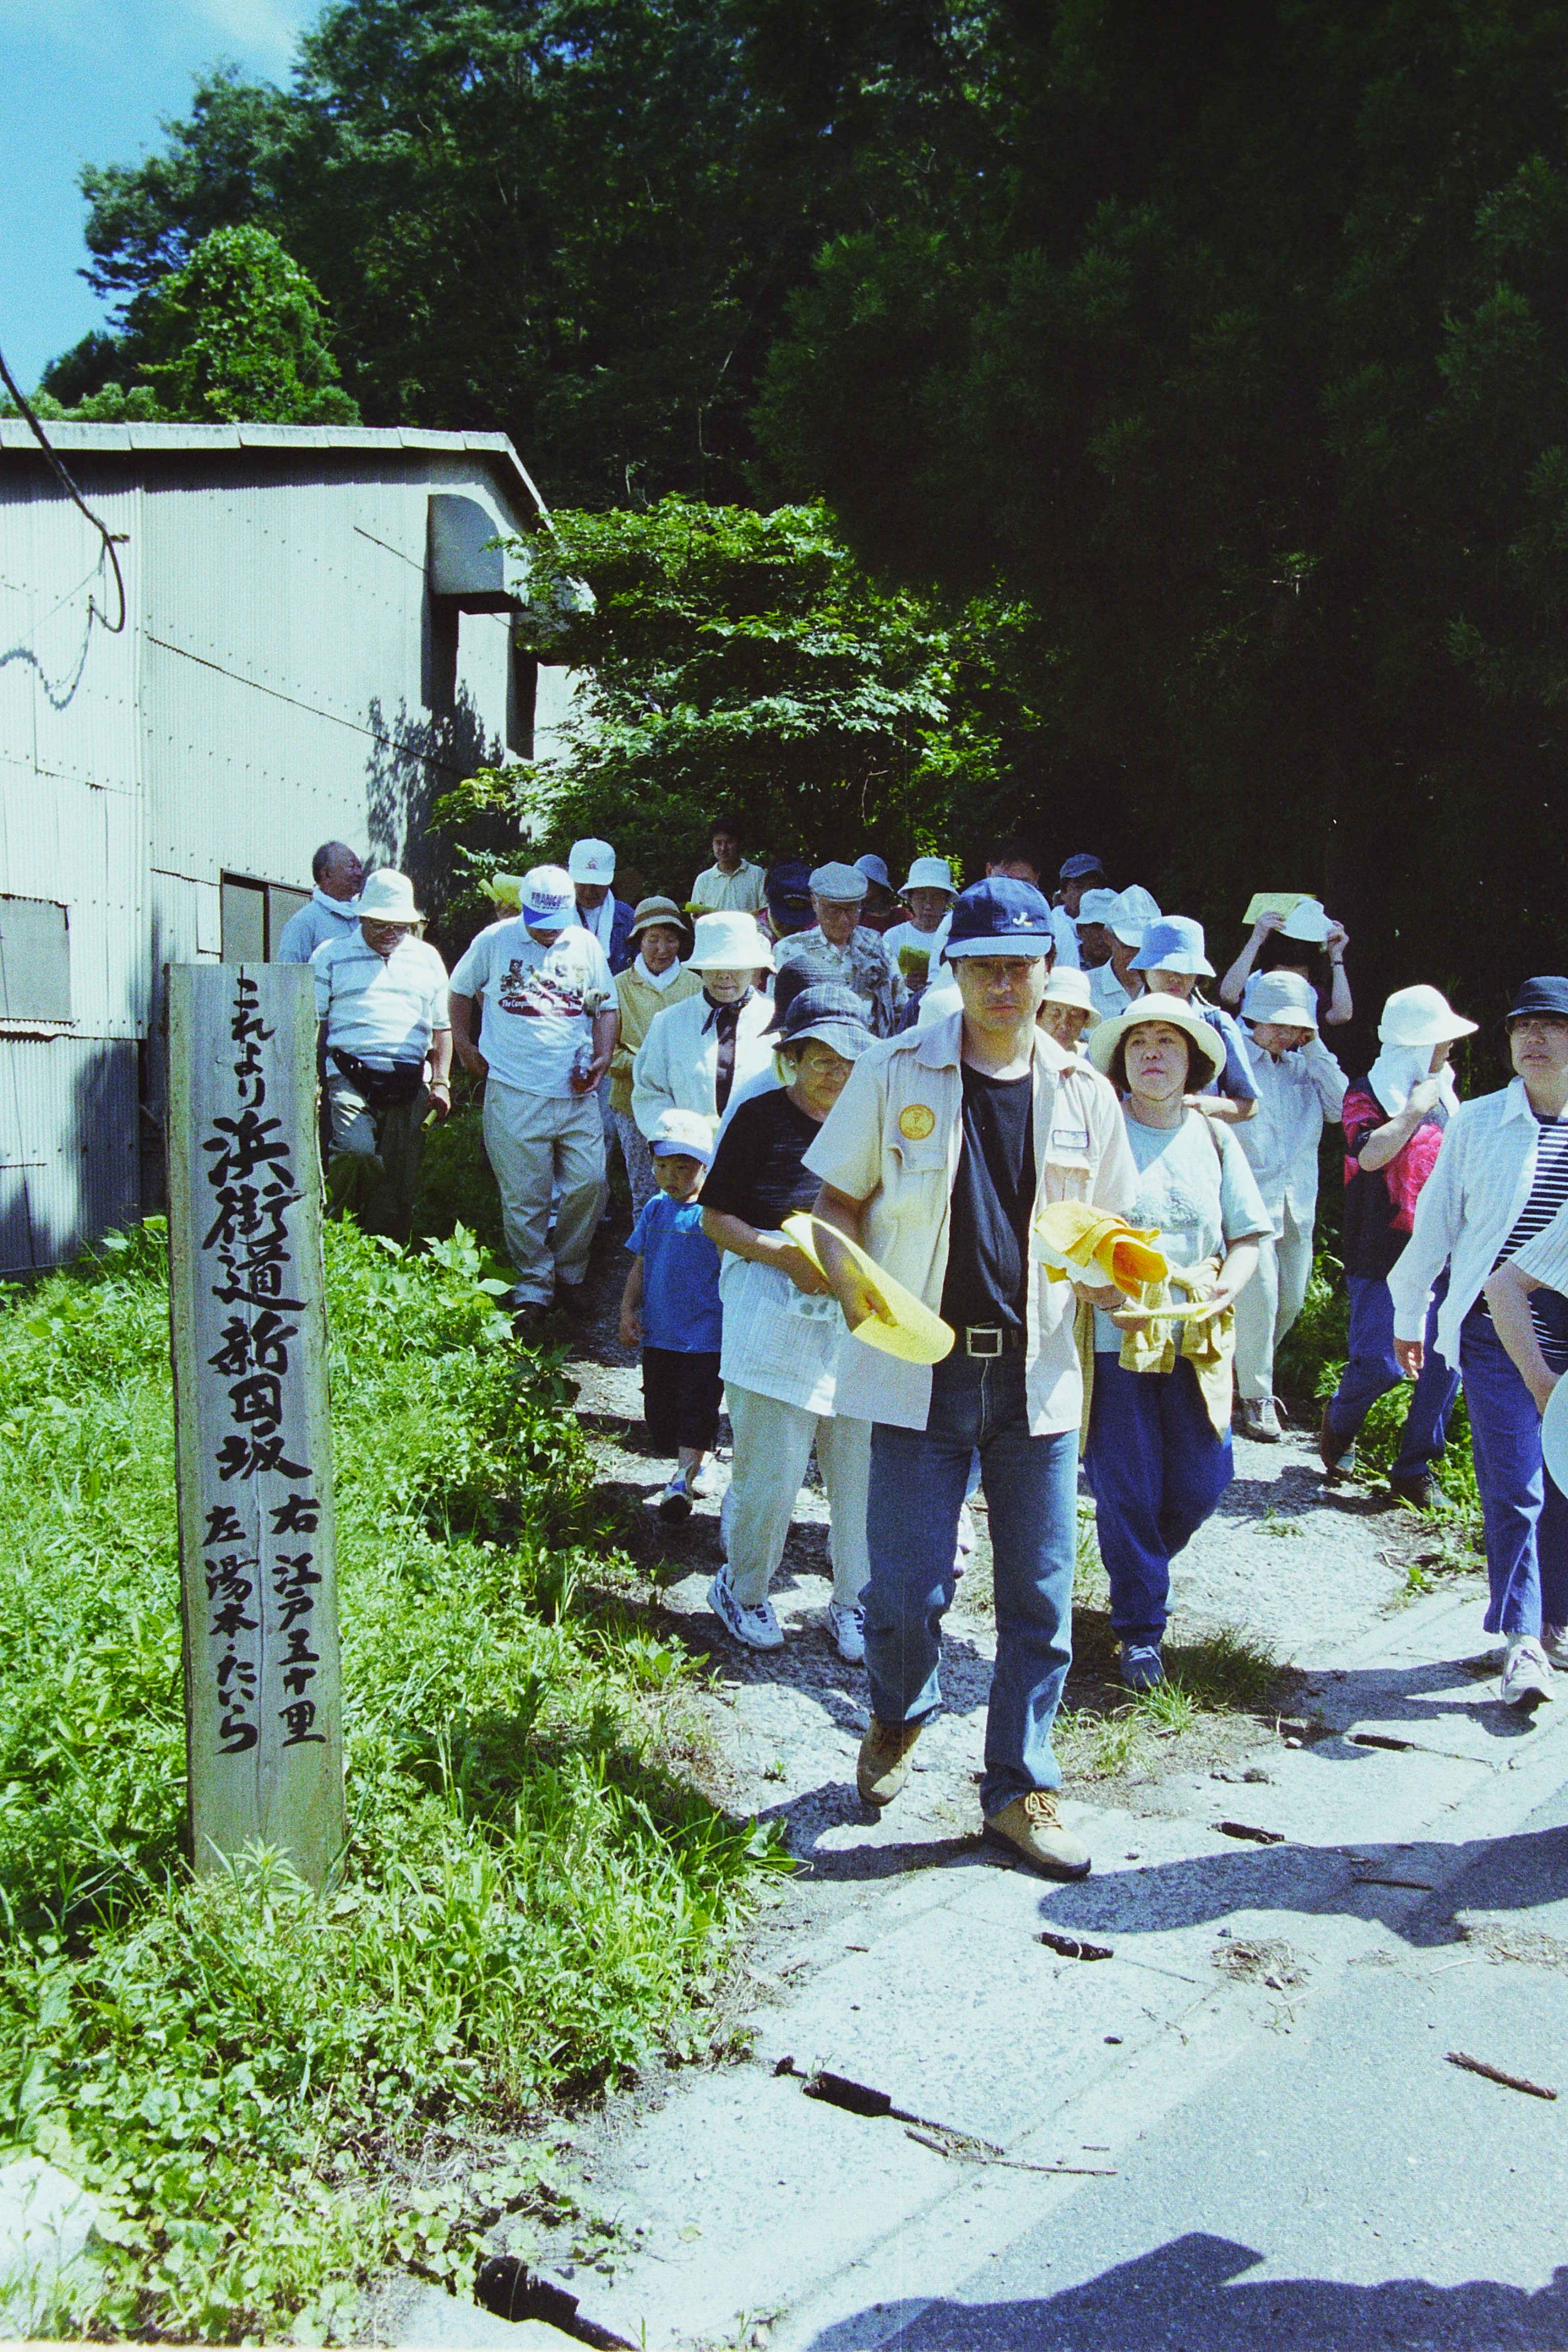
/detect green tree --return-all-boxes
[136,225,358,423]
[439,496,1032,910]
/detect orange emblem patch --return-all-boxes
[898,1104,937,1141]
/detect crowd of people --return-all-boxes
[280,815,1568,1879]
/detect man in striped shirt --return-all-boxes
[1393,976,1568,1706]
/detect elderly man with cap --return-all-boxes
[631,911,777,1146]
[1320,984,1473,1504]
[691,813,767,915]
[1231,970,1349,1440]
[610,897,702,1216]
[448,863,616,1326]
[568,837,635,974]
[277,841,364,963]
[702,985,879,1662]
[773,861,908,1037]
[1396,977,1568,1707]
[804,876,1138,1877]
[881,856,958,995]
[310,869,451,1241]
[1128,918,1258,1126]
[1074,886,1130,1021]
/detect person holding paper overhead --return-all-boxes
[1219,896,1353,1026]
[804,876,1137,1881]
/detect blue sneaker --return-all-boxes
[1121,1641,1165,1692]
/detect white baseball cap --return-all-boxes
[567,837,616,886]
[649,1107,714,1164]
[900,855,957,898]
[520,864,576,927]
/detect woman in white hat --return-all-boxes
[1231,970,1349,1440]
[1320,983,1474,1504]
[1084,998,1271,1688]
[610,898,702,1215]
[630,911,777,1147]
[773,861,908,1036]
[881,856,958,995]
[1036,964,1099,1056]
[1219,898,1353,1027]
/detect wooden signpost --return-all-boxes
[166,962,345,1886]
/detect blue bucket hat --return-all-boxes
[944,876,1059,958]
[1505,977,1568,1023]
[1130,916,1215,979]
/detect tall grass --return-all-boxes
[0,1220,778,2340]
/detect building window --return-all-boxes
[219,876,312,962]
[0,896,71,1021]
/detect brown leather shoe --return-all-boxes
[982,1790,1092,1880]
[856,1716,923,1807]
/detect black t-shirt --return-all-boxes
[701,1089,823,1229]
[940,1065,1036,1333]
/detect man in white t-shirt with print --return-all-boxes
[449,864,617,1325]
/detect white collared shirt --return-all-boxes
[802,1013,1138,1433]
[311,929,450,1063]
[690,861,767,914]
[1389,1079,1556,1363]
[1236,1032,1348,1226]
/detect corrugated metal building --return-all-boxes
[0,421,572,1273]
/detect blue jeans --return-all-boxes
[1459,1304,1568,1638]
[1084,1356,1233,1647]
[1325,1271,1458,1479]
[864,1352,1077,1817]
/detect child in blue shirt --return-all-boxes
[620,1108,724,1521]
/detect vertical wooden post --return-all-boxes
[166,962,346,1886]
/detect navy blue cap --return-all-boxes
[767,983,874,1060]
[1506,977,1568,1022]
[764,858,814,932]
[1059,852,1106,882]
[944,876,1058,958]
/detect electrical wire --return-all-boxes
[0,337,127,634]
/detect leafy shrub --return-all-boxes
[0,1220,775,2339]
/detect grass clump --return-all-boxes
[0,1218,780,2340]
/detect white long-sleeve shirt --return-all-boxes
[1388,1079,1559,1365]
[630,989,776,1144]
[1236,1033,1347,1226]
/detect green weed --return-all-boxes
[0,1219,779,2339]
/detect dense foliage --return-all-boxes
[0,1220,772,2337]
[439,497,1044,905]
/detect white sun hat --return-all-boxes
[1074,886,1121,928]
[356,869,423,924]
[900,855,958,898]
[685,910,775,973]
[1109,885,1161,947]
[1278,896,1331,944]
[520,864,576,927]
[1242,969,1319,1029]
[567,837,616,886]
[1040,966,1099,1025]
[1378,984,1478,1049]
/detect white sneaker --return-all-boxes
[1542,1624,1568,1668]
[687,1461,719,1500]
[706,1569,783,1651]
[827,1602,866,1664]
[1240,1396,1282,1441]
[647,1475,692,1524]
[1501,1635,1555,1708]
